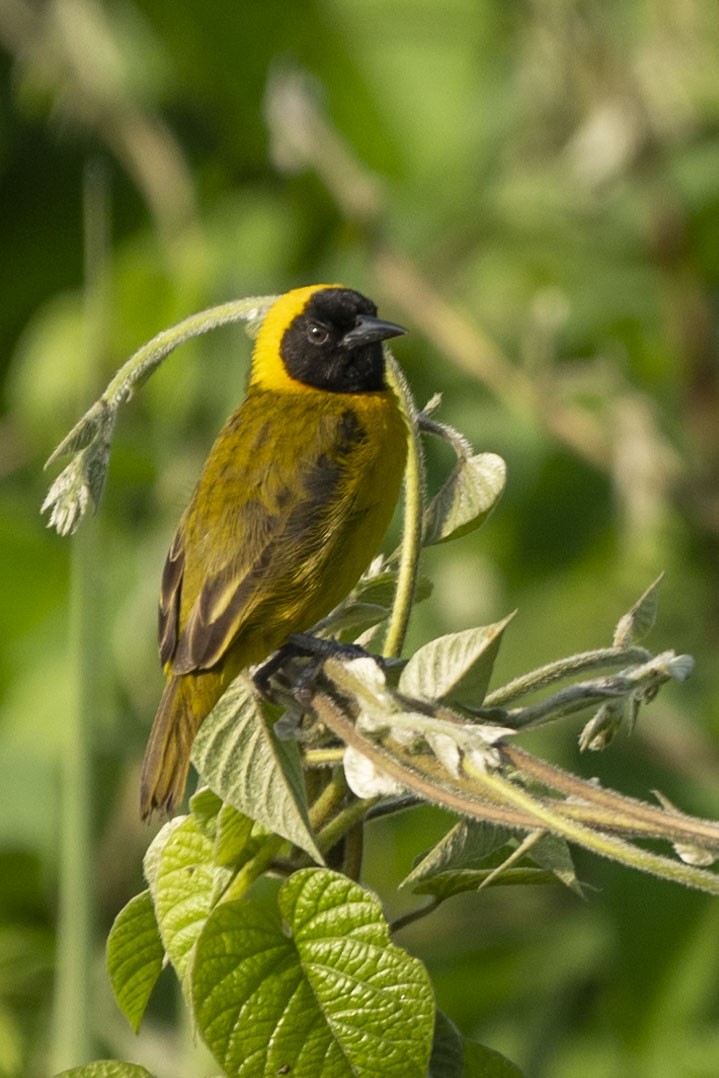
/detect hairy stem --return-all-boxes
[383,357,425,659]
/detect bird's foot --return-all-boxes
[253,634,384,701]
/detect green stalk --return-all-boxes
[49,161,109,1071]
[314,795,379,854]
[462,759,719,896]
[50,525,96,1071]
[383,356,425,659]
[43,294,282,537]
[220,835,285,904]
[484,646,653,708]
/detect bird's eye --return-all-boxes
[307,322,330,346]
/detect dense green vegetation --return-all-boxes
[2,2,719,1075]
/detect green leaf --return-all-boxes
[613,574,664,646]
[142,816,185,894]
[404,824,580,900]
[463,1040,525,1077]
[190,787,257,866]
[194,891,327,1076]
[281,870,434,1074]
[350,567,432,610]
[430,1011,523,1078]
[53,1063,154,1078]
[523,833,584,896]
[410,866,557,901]
[191,677,322,862]
[317,568,432,641]
[189,786,224,839]
[152,815,231,986]
[423,452,506,546]
[402,820,512,888]
[399,616,515,706]
[214,803,256,867]
[106,890,163,1034]
[429,1011,464,1077]
[324,602,392,638]
[193,868,434,1077]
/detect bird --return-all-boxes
[140,284,408,819]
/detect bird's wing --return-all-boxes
[159,400,373,676]
[158,525,185,665]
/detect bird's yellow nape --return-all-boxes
[250,283,345,392]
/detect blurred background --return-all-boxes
[1,1,719,1075]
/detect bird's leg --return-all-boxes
[252,633,386,702]
[287,633,371,663]
[252,640,301,698]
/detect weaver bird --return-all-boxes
[140,284,408,818]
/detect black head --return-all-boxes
[280,287,406,393]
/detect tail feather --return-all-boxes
[140,677,203,820]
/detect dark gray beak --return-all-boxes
[341,314,407,349]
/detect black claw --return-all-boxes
[253,634,385,701]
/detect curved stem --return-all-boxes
[418,413,472,460]
[220,834,285,904]
[383,356,425,659]
[315,796,378,856]
[484,646,653,708]
[390,900,440,934]
[46,295,278,467]
[462,758,719,895]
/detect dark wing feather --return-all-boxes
[173,542,274,672]
[164,396,370,677]
[158,525,185,666]
[172,454,347,673]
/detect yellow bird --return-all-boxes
[140,284,408,818]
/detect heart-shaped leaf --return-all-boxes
[193,869,434,1077]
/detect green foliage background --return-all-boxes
[1,1,719,1075]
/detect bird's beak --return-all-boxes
[341,315,407,349]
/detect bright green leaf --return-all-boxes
[142,817,185,895]
[153,815,230,986]
[279,869,434,1075]
[53,1063,154,1078]
[423,452,506,546]
[194,891,344,1077]
[106,890,163,1034]
[189,786,224,840]
[193,868,434,1077]
[399,615,515,706]
[189,786,256,865]
[214,803,255,867]
[191,677,322,862]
